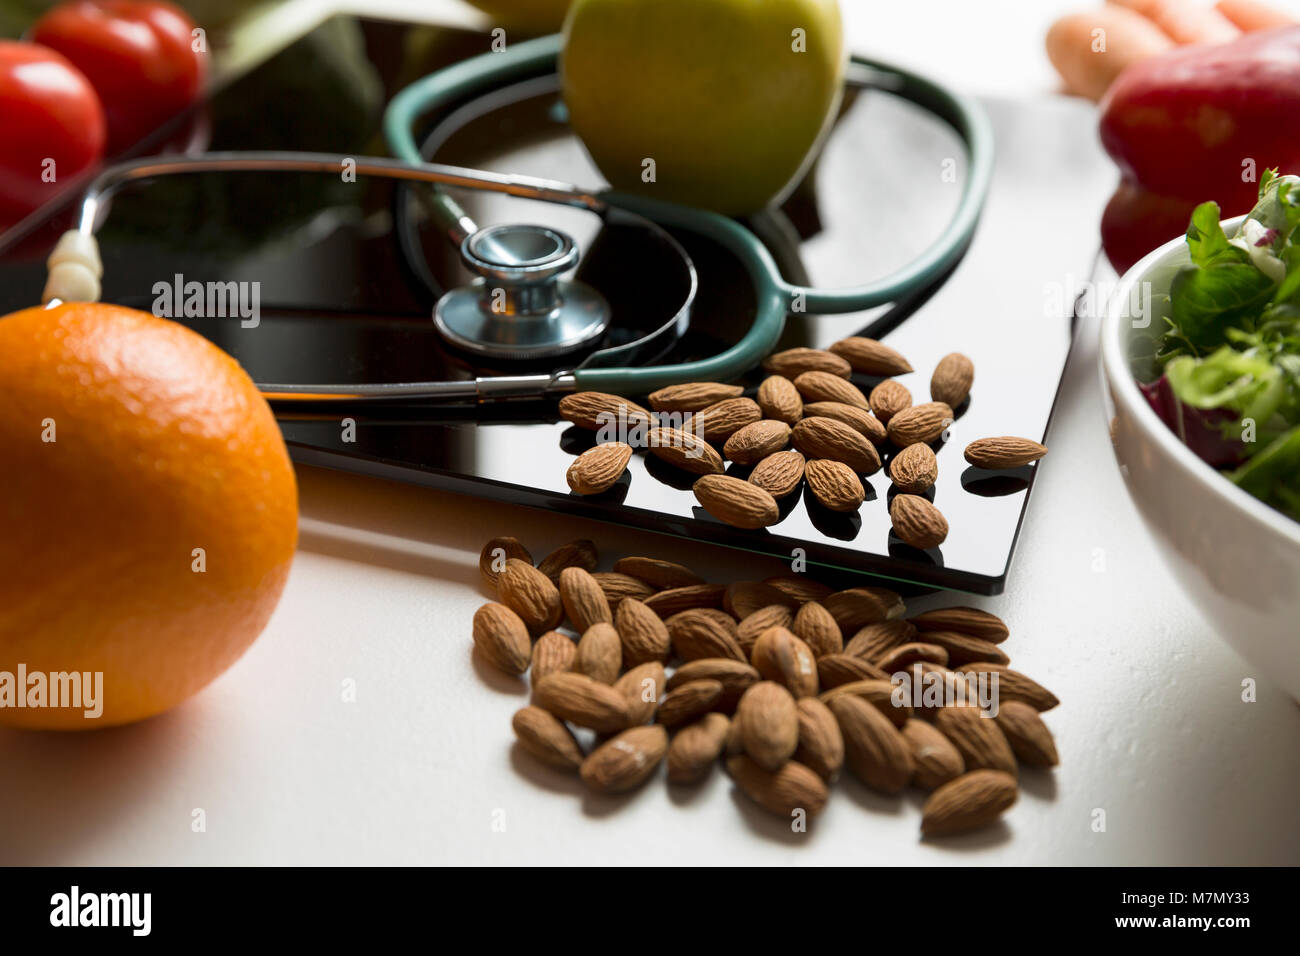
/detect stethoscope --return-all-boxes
[42,33,993,403]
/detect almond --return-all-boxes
[763,346,851,379]
[735,681,799,770]
[666,608,747,662]
[558,391,652,430]
[994,701,1059,767]
[667,712,731,784]
[793,417,880,475]
[844,619,916,661]
[801,401,887,445]
[613,556,704,589]
[647,583,727,618]
[667,658,760,711]
[576,622,622,684]
[825,587,906,634]
[723,419,791,464]
[877,642,950,670]
[479,536,532,591]
[816,654,888,688]
[580,725,668,793]
[935,705,1018,776]
[724,580,798,619]
[748,449,806,499]
[921,770,1018,835]
[954,665,1058,712]
[829,694,914,793]
[919,630,1009,666]
[648,381,744,412]
[756,375,804,425]
[616,662,666,724]
[829,336,913,376]
[964,436,1048,469]
[930,352,974,408]
[498,558,564,633]
[693,474,780,529]
[868,379,912,423]
[888,442,938,494]
[909,606,1009,643]
[819,678,911,726]
[792,601,843,657]
[471,602,532,675]
[889,494,949,550]
[804,459,866,512]
[737,604,795,655]
[536,539,598,583]
[793,370,868,409]
[727,755,829,817]
[762,575,834,604]
[751,627,819,698]
[614,597,671,665]
[646,426,725,475]
[512,706,584,771]
[534,672,631,733]
[566,442,632,495]
[902,718,966,789]
[794,697,844,781]
[530,630,577,685]
[886,401,953,446]
[559,566,612,633]
[692,397,762,442]
[592,571,656,607]
[656,679,724,728]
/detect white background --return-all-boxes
[2,0,1299,865]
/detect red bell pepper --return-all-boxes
[1098,25,1300,273]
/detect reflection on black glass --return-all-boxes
[690,507,772,536]
[643,453,701,491]
[558,426,598,456]
[960,465,1033,497]
[885,484,935,505]
[887,536,946,566]
[802,486,862,541]
[569,471,631,505]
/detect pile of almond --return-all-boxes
[558,338,1048,550]
[473,535,1060,836]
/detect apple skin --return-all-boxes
[561,0,844,215]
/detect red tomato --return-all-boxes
[31,1,206,155]
[0,40,106,228]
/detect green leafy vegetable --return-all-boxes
[1153,170,1300,524]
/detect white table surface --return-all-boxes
[3,0,1299,867]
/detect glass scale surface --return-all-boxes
[0,14,1114,594]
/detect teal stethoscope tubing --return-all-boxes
[384,33,994,395]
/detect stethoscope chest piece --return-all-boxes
[434,222,611,361]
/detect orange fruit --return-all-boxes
[0,303,297,729]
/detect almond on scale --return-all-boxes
[693,474,780,529]
[964,436,1048,469]
[930,352,974,408]
[566,441,633,495]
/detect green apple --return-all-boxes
[467,1,574,34]
[561,0,844,215]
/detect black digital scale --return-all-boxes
[0,13,1114,595]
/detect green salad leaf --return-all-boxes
[1155,171,1300,523]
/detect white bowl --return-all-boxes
[1101,216,1300,701]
